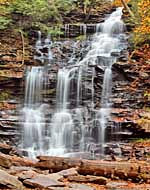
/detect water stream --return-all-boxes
[22,67,46,158]
[21,8,127,158]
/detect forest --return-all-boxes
[0,0,150,189]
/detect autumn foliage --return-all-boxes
[113,0,130,7]
[133,0,150,45]
[0,0,13,4]
[135,0,150,34]
[113,0,150,46]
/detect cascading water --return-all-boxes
[96,7,126,154]
[21,32,53,158]
[22,67,46,158]
[48,7,126,157]
[80,24,87,36]
[34,31,53,63]
[70,7,126,155]
[21,8,127,158]
[49,68,78,155]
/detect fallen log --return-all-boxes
[0,153,36,168]
[36,156,150,182]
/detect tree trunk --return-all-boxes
[35,156,150,182]
[120,0,135,19]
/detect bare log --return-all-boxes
[120,0,135,20]
[36,156,150,182]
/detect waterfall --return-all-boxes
[21,7,127,158]
[96,7,125,154]
[24,67,44,106]
[80,24,87,36]
[77,67,82,106]
[49,7,126,157]
[22,67,46,158]
[34,32,53,63]
[49,67,78,155]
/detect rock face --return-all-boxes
[111,59,150,137]
[0,143,12,154]
[0,169,24,190]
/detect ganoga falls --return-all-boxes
[20,7,128,159]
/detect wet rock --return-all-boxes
[68,175,107,185]
[58,167,78,177]
[0,169,24,190]
[121,146,132,156]
[113,61,131,71]
[0,143,12,154]
[0,131,18,137]
[111,51,121,57]
[118,56,128,62]
[139,72,149,79]
[23,174,65,188]
[113,148,122,156]
[0,153,12,168]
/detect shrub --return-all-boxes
[0,16,11,29]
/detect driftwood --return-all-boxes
[36,156,150,182]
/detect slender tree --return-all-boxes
[120,0,135,19]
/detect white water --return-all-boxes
[80,24,87,36]
[22,8,126,158]
[21,32,53,158]
[24,67,43,106]
[34,31,53,63]
[49,67,78,155]
[49,112,74,155]
[22,67,47,158]
[49,7,126,156]
[96,7,125,153]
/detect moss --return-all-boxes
[0,90,11,101]
[131,138,150,143]
[76,35,86,41]
[138,173,150,182]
